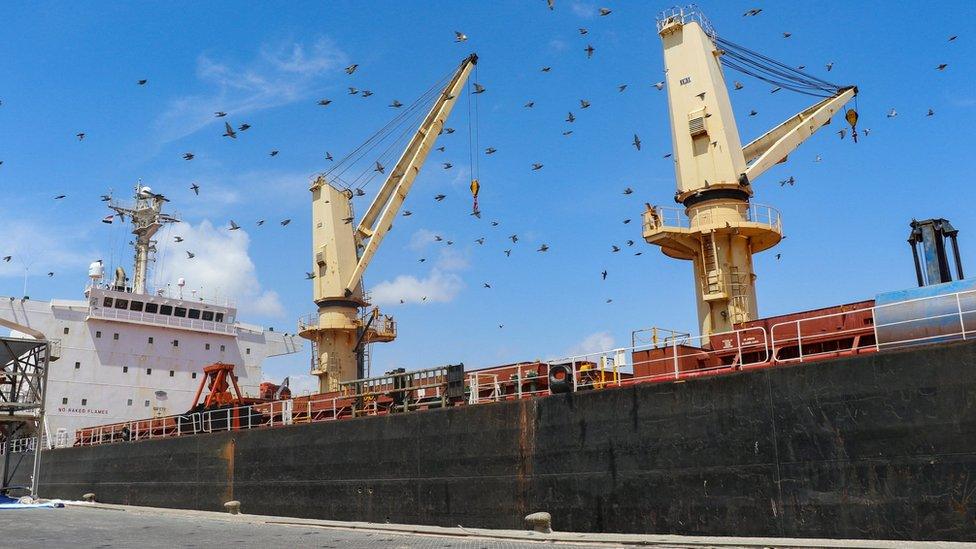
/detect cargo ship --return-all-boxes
[4,6,976,543]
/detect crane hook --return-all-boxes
[845,108,859,143]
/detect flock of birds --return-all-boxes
[0,4,964,316]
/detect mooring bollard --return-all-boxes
[524,511,552,533]
[223,500,241,515]
[82,492,95,503]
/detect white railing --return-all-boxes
[644,203,782,234]
[71,288,976,447]
[89,306,236,335]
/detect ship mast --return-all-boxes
[108,184,180,295]
[644,7,856,336]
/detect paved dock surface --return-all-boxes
[0,503,970,548]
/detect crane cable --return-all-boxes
[714,36,844,98]
[467,64,481,214]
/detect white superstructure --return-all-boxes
[0,185,301,445]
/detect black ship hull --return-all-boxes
[17,339,976,541]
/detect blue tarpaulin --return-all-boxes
[0,494,65,509]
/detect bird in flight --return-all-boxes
[734,81,744,90]
[602,270,607,280]
[584,44,595,58]
[183,152,195,160]
[472,83,486,94]
[654,81,665,90]
[222,122,237,139]
[434,194,446,201]
[531,163,543,171]
[485,147,497,155]
[305,272,315,280]
[579,28,588,35]
[47,272,54,277]
[348,87,359,95]
[190,183,200,195]
[238,123,251,131]
[779,176,796,187]
[618,84,628,92]
[509,234,519,243]
[280,219,291,226]
[483,282,491,289]
[345,64,358,75]
[76,133,85,141]
[325,151,333,161]
[599,7,611,16]
[361,90,374,98]
[475,238,485,245]
[537,244,550,252]
[215,111,227,117]
[541,66,551,72]
[2,256,10,262]
[886,108,898,118]
[743,8,762,16]
[229,220,241,231]
[443,162,453,169]
[611,245,620,253]
[317,99,332,106]
[455,31,468,42]
[402,210,412,217]
[390,99,403,108]
[174,236,184,243]
[186,251,195,259]
[137,79,148,85]
[566,112,576,123]
[504,249,512,257]
[825,62,834,72]
[927,108,935,117]
[632,134,641,151]
[524,101,535,108]
[580,99,591,109]
[270,150,279,157]
[782,32,792,38]
[936,63,948,71]
[374,161,385,174]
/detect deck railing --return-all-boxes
[60,288,976,448]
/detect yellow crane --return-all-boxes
[300,54,478,393]
[644,7,857,337]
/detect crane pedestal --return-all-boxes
[644,199,782,335]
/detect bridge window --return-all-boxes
[220,344,226,352]
[81,399,87,406]
[202,311,214,321]
[188,309,201,320]
[130,301,144,312]
[148,337,153,344]
[144,303,158,314]
[63,327,69,335]
[122,366,128,373]
[95,331,101,338]
[127,399,132,406]
[192,372,197,379]
[215,312,224,323]
[246,348,251,355]
[144,400,150,407]
[205,343,211,350]
[61,397,67,405]
[169,370,174,377]
[114,299,128,309]
[159,305,173,316]
[146,368,152,375]
[113,333,119,340]
[74,361,80,370]
[174,307,187,318]
[172,339,179,347]
[102,297,113,307]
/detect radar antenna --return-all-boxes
[108,183,180,295]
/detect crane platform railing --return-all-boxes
[644,203,782,234]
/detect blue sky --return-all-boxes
[1,1,974,385]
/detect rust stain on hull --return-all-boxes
[514,399,536,521]
[221,438,235,504]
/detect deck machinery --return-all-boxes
[300,54,479,393]
[644,7,857,336]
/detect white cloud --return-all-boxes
[571,1,596,18]
[370,269,463,305]
[154,37,348,143]
[0,219,94,282]
[154,220,285,318]
[565,331,615,357]
[434,247,470,271]
[408,228,439,251]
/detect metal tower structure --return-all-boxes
[108,184,180,295]
[644,7,856,336]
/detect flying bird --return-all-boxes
[238,123,251,131]
[623,187,633,195]
[2,256,10,262]
[541,66,551,72]
[483,282,491,289]
[186,251,195,259]
[743,8,762,16]
[345,64,358,74]
[190,183,200,195]
[936,63,948,71]
[325,152,333,161]
[389,99,403,108]
[374,161,385,174]
[215,111,227,117]
[442,162,453,169]
[183,153,195,160]
[475,238,485,245]
[137,79,147,85]
[887,108,898,118]
[174,236,184,243]
[566,112,575,123]
[580,99,591,109]
[504,249,511,257]
[602,270,607,280]
[734,81,744,90]
[654,81,665,90]
[402,210,412,217]
[317,99,332,106]
[562,130,573,136]
[782,32,792,38]
[436,146,445,152]
[348,87,359,95]
[454,31,468,42]
[222,122,236,138]
[229,220,240,230]
[599,7,611,16]
[825,62,834,72]
[749,110,758,117]
[54,194,66,200]
[305,272,315,280]
[76,133,85,141]
[770,87,782,93]
[927,108,935,117]
[524,101,535,108]
[280,219,291,226]
[47,272,54,277]
[618,84,628,92]
[485,147,497,154]
[779,176,796,187]
[101,215,113,224]
[537,244,549,252]
[256,220,265,226]
[472,83,486,94]
[632,134,641,151]
[949,35,957,41]
[434,194,446,201]
[611,245,620,252]
[270,149,279,157]
[509,234,519,243]
[361,90,374,97]
[837,129,846,140]
[579,28,588,35]
[584,44,595,58]
[531,163,543,171]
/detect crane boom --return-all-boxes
[742,86,856,182]
[346,53,478,295]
